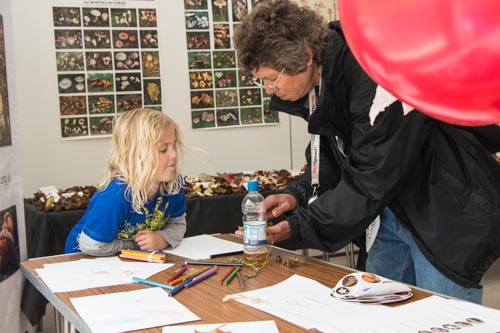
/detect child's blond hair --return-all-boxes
[100,109,184,212]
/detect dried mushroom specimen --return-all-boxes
[27,170,304,211]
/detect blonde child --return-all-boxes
[65,109,186,255]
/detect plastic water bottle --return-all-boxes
[242,180,268,268]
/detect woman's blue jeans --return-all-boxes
[366,207,483,304]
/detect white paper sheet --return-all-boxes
[163,320,279,333]
[36,256,173,292]
[163,234,243,260]
[71,287,200,333]
[316,295,500,333]
[223,274,387,330]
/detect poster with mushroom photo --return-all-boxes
[0,15,12,147]
[0,206,19,283]
[52,0,161,139]
[184,0,337,130]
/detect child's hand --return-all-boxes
[234,226,243,237]
[135,230,168,251]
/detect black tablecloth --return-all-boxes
[21,191,289,325]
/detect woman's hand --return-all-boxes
[234,194,297,238]
[234,220,292,244]
[135,230,168,251]
[266,221,292,244]
[265,194,298,219]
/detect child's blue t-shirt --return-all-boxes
[65,178,186,253]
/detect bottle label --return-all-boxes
[243,222,267,246]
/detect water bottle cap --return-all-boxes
[247,180,259,192]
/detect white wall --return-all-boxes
[12,0,310,196]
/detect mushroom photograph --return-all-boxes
[0,208,19,281]
[212,0,228,21]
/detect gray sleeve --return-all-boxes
[157,214,187,249]
[78,231,135,256]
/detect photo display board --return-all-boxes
[0,15,11,147]
[0,14,20,283]
[184,0,338,130]
[52,0,161,140]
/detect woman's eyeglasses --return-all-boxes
[251,68,285,93]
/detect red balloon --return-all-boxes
[339,0,500,126]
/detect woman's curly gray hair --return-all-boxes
[233,0,328,74]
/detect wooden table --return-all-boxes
[21,234,431,333]
[21,193,295,326]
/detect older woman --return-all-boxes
[233,0,500,303]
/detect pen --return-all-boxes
[119,254,165,264]
[132,277,174,290]
[236,271,246,290]
[183,266,214,282]
[165,264,187,284]
[185,261,244,267]
[168,281,187,297]
[184,266,218,288]
[121,249,164,256]
[120,249,167,263]
[218,266,238,285]
[168,266,212,286]
[122,248,167,255]
[223,266,241,286]
[121,249,167,258]
[192,266,218,282]
[210,250,244,258]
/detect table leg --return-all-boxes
[35,320,43,332]
[54,307,78,333]
[345,242,356,268]
[63,316,75,333]
[55,309,63,333]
